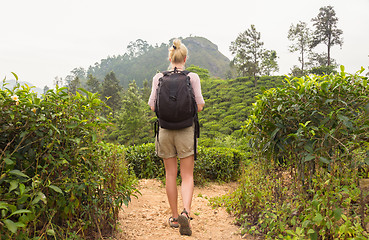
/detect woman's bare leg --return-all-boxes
[180,154,194,215]
[164,157,179,218]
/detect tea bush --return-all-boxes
[125,143,164,179]
[125,143,248,185]
[215,68,369,239]
[212,163,368,239]
[0,77,136,239]
[245,66,369,180]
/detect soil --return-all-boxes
[115,179,250,240]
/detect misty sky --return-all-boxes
[1,0,368,89]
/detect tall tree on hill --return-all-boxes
[86,74,100,93]
[68,76,81,94]
[71,67,86,80]
[101,71,122,117]
[116,81,148,145]
[288,21,312,73]
[311,5,343,66]
[141,79,151,103]
[230,25,264,86]
[261,50,279,76]
[126,39,152,59]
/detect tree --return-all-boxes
[288,21,312,72]
[53,76,63,87]
[126,39,152,59]
[101,71,122,116]
[308,52,337,68]
[116,81,148,145]
[141,79,151,103]
[71,67,86,80]
[68,76,81,94]
[260,50,279,76]
[86,74,100,93]
[43,85,49,94]
[230,25,265,86]
[311,5,343,66]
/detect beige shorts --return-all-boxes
[155,124,195,159]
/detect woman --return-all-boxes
[148,38,205,236]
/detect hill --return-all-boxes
[86,36,231,87]
[1,79,44,95]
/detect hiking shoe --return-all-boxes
[168,216,179,228]
[178,209,192,236]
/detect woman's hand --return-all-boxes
[197,104,204,112]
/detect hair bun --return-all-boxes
[173,39,181,49]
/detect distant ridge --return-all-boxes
[1,79,44,95]
[86,36,231,87]
[182,37,230,78]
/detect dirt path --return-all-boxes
[115,179,245,240]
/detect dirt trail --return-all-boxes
[116,179,246,240]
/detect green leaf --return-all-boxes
[49,124,60,134]
[31,191,46,204]
[304,154,315,162]
[9,170,29,178]
[340,65,345,73]
[337,114,349,122]
[66,123,78,128]
[324,99,334,105]
[9,209,32,217]
[19,131,28,139]
[47,229,56,236]
[319,157,330,164]
[49,185,63,195]
[0,201,8,210]
[15,222,26,228]
[333,208,342,221]
[9,180,18,192]
[11,72,19,81]
[270,128,280,139]
[3,219,18,233]
[4,158,14,165]
[19,183,25,195]
[302,220,310,228]
[92,132,97,142]
[313,213,323,224]
[321,82,329,92]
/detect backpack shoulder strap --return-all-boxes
[181,70,190,75]
[161,70,172,76]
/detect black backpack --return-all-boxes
[154,67,200,158]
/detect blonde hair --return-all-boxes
[169,39,188,64]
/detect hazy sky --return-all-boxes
[1,0,368,89]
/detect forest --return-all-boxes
[1,5,369,240]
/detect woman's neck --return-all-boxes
[170,63,185,70]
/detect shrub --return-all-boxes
[0,78,136,239]
[245,66,369,183]
[125,143,164,179]
[220,67,369,238]
[124,143,247,185]
[195,147,246,185]
[212,163,369,239]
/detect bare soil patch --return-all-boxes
[115,179,247,240]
